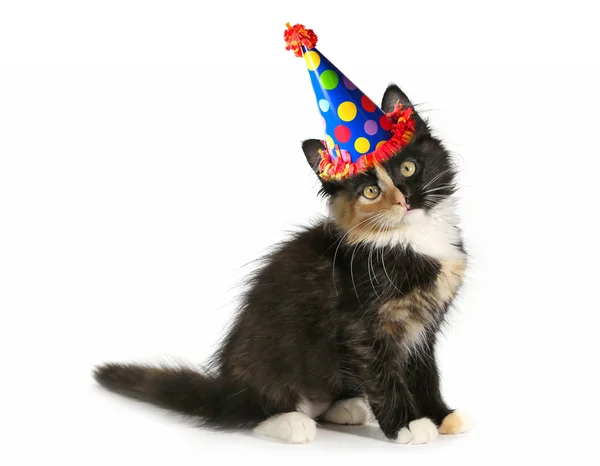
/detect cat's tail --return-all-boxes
[93,363,268,429]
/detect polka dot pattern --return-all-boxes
[303,45,393,163]
[380,115,393,131]
[364,120,378,135]
[361,95,377,112]
[343,76,356,90]
[337,101,357,122]
[326,135,335,150]
[320,115,327,130]
[304,51,321,71]
[354,137,370,154]
[334,125,351,143]
[320,70,339,90]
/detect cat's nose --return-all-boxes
[393,190,408,208]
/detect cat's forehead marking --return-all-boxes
[374,164,395,191]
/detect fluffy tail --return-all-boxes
[94,363,268,429]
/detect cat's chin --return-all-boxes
[385,208,426,228]
[402,208,426,223]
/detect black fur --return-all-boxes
[95,84,465,440]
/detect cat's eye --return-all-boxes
[400,161,417,178]
[362,185,381,200]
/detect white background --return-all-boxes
[1,1,599,464]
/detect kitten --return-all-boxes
[94,84,469,444]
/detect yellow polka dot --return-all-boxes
[326,135,335,150]
[304,51,320,71]
[354,137,370,154]
[376,140,387,149]
[337,101,357,122]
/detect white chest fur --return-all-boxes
[367,197,465,262]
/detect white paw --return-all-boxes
[439,410,470,435]
[395,418,439,445]
[321,398,371,425]
[253,412,317,444]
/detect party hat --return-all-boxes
[284,23,415,180]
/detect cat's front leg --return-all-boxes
[406,332,469,435]
[369,391,439,444]
[365,338,439,444]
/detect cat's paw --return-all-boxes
[395,418,439,445]
[253,412,317,444]
[321,397,371,425]
[439,410,470,435]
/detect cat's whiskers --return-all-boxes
[420,168,453,191]
[367,246,382,302]
[420,184,457,196]
[331,213,387,297]
[323,213,385,257]
[365,213,403,301]
[380,220,405,296]
[335,200,431,300]
[349,219,383,301]
[349,215,390,302]
[330,211,388,255]
[366,216,390,301]
[420,190,452,210]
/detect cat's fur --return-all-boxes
[94,84,469,444]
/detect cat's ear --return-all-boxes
[381,83,427,130]
[381,83,413,113]
[301,139,326,174]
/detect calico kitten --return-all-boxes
[94,84,469,444]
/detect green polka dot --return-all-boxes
[320,70,339,90]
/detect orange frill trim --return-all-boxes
[318,104,416,181]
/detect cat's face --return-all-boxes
[302,84,456,242]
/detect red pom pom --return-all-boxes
[284,23,318,57]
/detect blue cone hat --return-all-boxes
[285,23,415,180]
